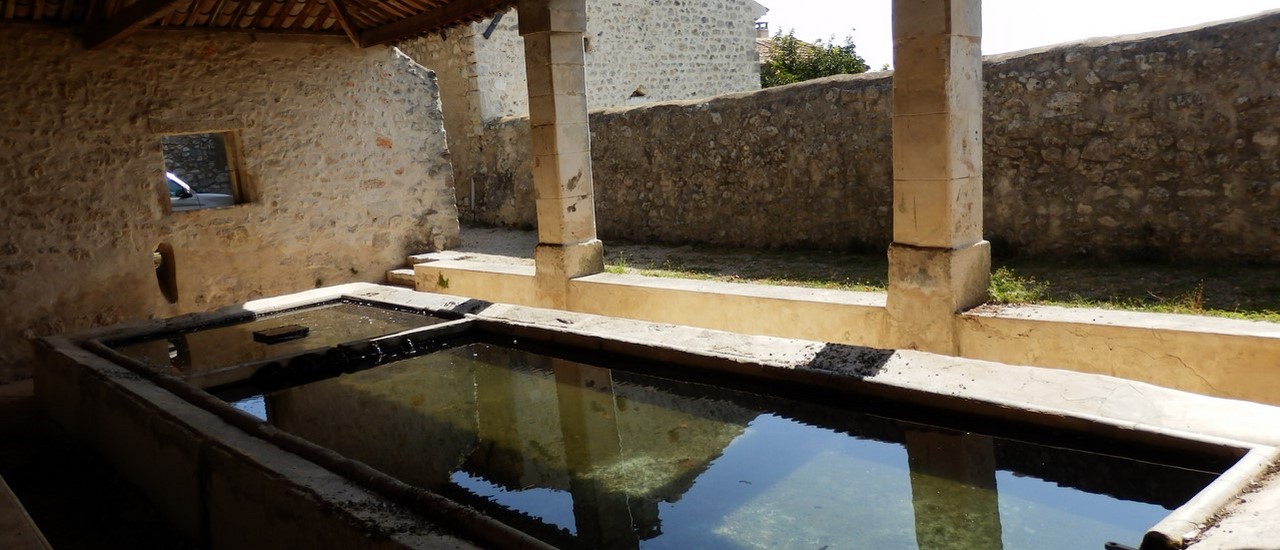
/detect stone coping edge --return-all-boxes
[0,475,52,550]
[75,336,551,550]
[47,283,1280,550]
[1144,446,1280,550]
[966,303,1280,340]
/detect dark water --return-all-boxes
[219,342,1217,550]
[110,302,445,378]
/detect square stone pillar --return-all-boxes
[518,0,604,309]
[887,0,990,354]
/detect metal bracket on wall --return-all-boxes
[482,12,504,39]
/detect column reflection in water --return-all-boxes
[554,361,644,549]
[261,343,743,547]
[906,429,1003,549]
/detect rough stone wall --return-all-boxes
[468,0,767,119]
[470,79,895,247]
[983,13,1280,259]
[468,10,1280,261]
[399,28,484,215]
[161,133,232,194]
[402,0,766,216]
[0,28,460,382]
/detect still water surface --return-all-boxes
[221,342,1216,549]
[112,302,444,375]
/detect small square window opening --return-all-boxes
[161,131,248,212]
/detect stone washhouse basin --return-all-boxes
[34,283,1280,549]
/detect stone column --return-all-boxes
[518,0,605,310]
[887,0,990,354]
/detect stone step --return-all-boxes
[385,268,415,287]
[406,251,465,267]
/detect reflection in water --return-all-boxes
[220,342,1217,549]
[112,303,445,377]
[906,431,1002,549]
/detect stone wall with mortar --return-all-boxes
[467,0,768,119]
[399,26,485,214]
[0,27,460,382]
[161,133,232,194]
[465,10,1280,261]
[401,0,766,215]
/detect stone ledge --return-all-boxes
[576,271,887,306]
[385,268,415,287]
[0,476,51,550]
[965,304,1280,339]
[958,304,1280,406]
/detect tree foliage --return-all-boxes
[761,30,869,88]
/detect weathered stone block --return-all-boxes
[892,0,982,41]
[530,150,593,199]
[891,110,982,181]
[886,240,990,353]
[535,195,597,243]
[530,121,592,157]
[517,0,588,35]
[893,34,982,117]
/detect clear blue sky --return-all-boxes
[756,1,1279,70]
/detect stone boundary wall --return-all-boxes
[466,10,1280,262]
[467,0,767,120]
[401,0,766,215]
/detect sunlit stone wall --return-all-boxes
[402,0,767,215]
[465,10,1280,261]
[0,28,460,381]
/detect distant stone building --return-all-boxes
[401,0,768,211]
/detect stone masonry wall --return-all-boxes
[469,0,767,119]
[161,133,232,194]
[402,0,766,216]
[466,10,1280,261]
[0,28,460,382]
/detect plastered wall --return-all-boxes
[463,10,1280,261]
[0,28,460,382]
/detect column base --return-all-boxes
[535,239,604,309]
[886,240,990,354]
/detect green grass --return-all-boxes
[603,246,1280,323]
[988,267,1049,304]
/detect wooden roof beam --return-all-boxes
[327,0,362,46]
[84,0,187,49]
[359,0,507,47]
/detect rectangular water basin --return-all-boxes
[106,299,455,388]
[210,329,1224,550]
[37,285,1275,550]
